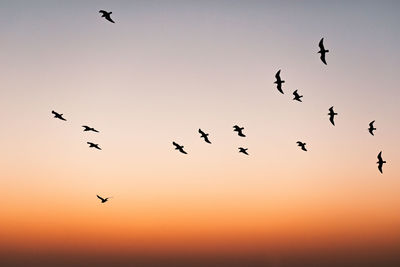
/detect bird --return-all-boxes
[368,121,376,136]
[233,125,246,137]
[198,129,211,144]
[238,147,249,155]
[99,10,115,23]
[318,38,329,65]
[51,110,66,121]
[274,70,285,94]
[293,90,303,102]
[296,141,307,151]
[377,151,386,174]
[87,142,101,150]
[328,106,338,126]
[173,142,187,154]
[97,195,111,203]
[82,125,99,133]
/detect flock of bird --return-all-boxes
[170,37,386,175]
[50,10,387,203]
[51,110,107,201]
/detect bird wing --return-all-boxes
[377,151,382,161]
[275,70,281,80]
[369,128,374,135]
[319,38,325,50]
[106,17,115,23]
[198,129,205,135]
[378,164,383,173]
[204,136,211,144]
[97,195,105,201]
[320,53,327,65]
[239,148,248,155]
[276,84,284,94]
[99,10,107,14]
[329,115,335,125]
[172,141,179,147]
[369,121,375,128]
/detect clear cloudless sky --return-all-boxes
[1,0,400,266]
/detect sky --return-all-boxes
[1,0,400,266]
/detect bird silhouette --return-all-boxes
[296,141,307,151]
[82,125,99,133]
[238,147,249,155]
[318,38,329,65]
[293,90,303,102]
[274,70,285,94]
[173,141,187,154]
[87,142,101,150]
[377,151,386,174]
[97,195,111,203]
[368,121,376,136]
[51,110,66,121]
[198,129,211,144]
[99,10,115,23]
[233,125,246,137]
[328,106,338,126]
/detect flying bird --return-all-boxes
[51,110,66,121]
[233,125,246,137]
[87,142,101,150]
[274,70,285,94]
[82,125,99,133]
[173,141,187,154]
[328,106,338,126]
[97,195,111,203]
[99,10,115,23]
[296,141,307,151]
[318,38,329,65]
[377,151,386,174]
[198,129,211,144]
[368,121,376,136]
[238,147,249,155]
[293,90,303,102]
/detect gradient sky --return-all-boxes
[1,1,400,266]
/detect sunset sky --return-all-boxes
[1,1,400,266]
